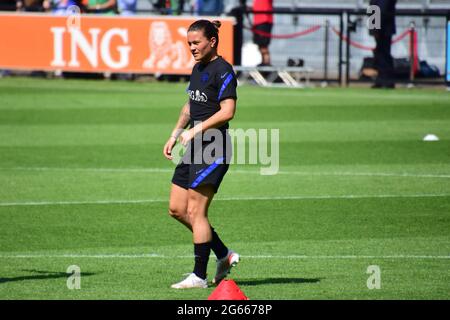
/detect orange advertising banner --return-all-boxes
[0,13,234,74]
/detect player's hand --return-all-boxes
[163,136,177,160]
[179,129,194,146]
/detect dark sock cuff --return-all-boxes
[193,242,211,279]
[210,226,229,260]
[194,242,211,257]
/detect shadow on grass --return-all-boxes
[0,269,96,284]
[237,277,321,286]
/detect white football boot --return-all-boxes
[212,250,240,285]
[171,273,208,289]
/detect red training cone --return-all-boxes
[207,279,249,300]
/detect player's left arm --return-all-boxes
[179,98,236,146]
[198,98,236,130]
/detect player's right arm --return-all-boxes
[163,102,190,160]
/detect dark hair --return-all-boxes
[188,20,221,48]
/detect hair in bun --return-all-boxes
[211,20,221,30]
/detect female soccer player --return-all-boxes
[162,20,240,289]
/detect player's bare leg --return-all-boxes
[168,183,192,231]
[171,185,214,289]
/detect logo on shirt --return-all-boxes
[187,89,208,102]
[201,72,210,83]
[220,72,229,79]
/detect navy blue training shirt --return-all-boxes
[187,56,237,131]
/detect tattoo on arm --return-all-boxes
[180,103,190,129]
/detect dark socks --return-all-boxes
[193,242,211,280]
[210,226,229,260]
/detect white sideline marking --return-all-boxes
[0,194,449,207]
[0,254,448,260]
[278,171,450,179]
[1,166,450,179]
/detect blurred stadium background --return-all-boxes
[0,0,449,300]
[1,0,450,85]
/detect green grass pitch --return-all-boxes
[0,77,449,299]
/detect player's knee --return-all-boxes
[186,205,194,218]
[187,204,207,225]
[168,206,185,220]
[186,204,199,221]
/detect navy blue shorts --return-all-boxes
[171,133,231,193]
[171,158,229,194]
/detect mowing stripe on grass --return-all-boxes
[2,167,450,179]
[0,81,448,101]
[0,254,448,259]
[0,194,449,207]
[0,167,174,174]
